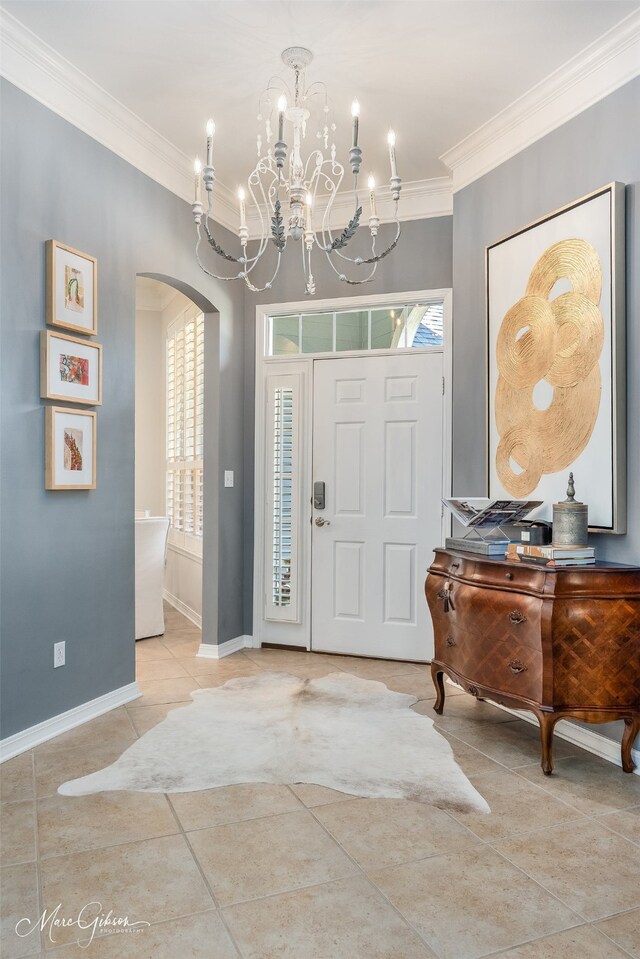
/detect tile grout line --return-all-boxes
[481,914,638,959]
[592,914,639,959]
[29,751,47,956]
[469,923,593,959]
[487,838,608,926]
[440,723,583,774]
[163,792,246,959]
[121,703,140,738]
[506,761,640,817]
[301,800,444,956]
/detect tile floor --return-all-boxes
[1,605,639,959]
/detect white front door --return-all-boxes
[311,352,444,661]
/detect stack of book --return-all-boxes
[507,543,595,567]
[445,536,508,557]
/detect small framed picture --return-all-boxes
[45,406,96,490]
[40,331,102,406]
[46,240,98,335]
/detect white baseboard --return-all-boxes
[0,682,141,763]
[493,703,640,776]
[198,635,253,660]
[163,589,202,628]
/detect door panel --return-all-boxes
[311,352,443,661]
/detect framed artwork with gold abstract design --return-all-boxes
[486,183,626,533]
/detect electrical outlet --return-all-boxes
[224,470,234,488]
[54,642,65,668]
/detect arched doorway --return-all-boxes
[135,273,221,652]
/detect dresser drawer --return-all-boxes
[447,582,543,653]
[485,561,548,594]
[430,551,475,581]
[435,627,543,702]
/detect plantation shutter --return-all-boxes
[166,305,204,555]
[265,373,301,622]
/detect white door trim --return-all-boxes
[253,289,453,652]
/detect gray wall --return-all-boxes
[452,76,640,563]
[0,81,246,739]
[241,216,454,633]
[452,78,640,747]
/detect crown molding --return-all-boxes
[0,8,239,233]
[0,9,451,235]
[441,9,640,192]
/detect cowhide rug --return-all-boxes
[59,672,489,814]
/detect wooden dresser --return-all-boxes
[425,548,640,774]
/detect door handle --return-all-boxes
[314,516,331,527]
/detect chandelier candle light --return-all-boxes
[191,46,402,295]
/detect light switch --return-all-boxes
[224,470,234,488]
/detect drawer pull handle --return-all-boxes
[509,659,528,674]
[450,561,460,570]
[505,571,514,580]
[437,581,455,613]
[509,609,526,625]
[446,636,456,648]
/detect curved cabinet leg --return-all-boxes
[538,712,559,776]
[621,716,640,773]
[431,663,445,715]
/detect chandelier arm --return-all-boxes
[203,216,241,263]
[302,149,325,184]
[316,164,366,255]
[247,170,275,259]
[237,181,272,272]
[304,80,329,101]
[315,206,362,254]
[195,229,245,282]
[321,247,377,285]
[342,264,379,285]
[319,182,339,248]
[264,78,292,98]
[358,219,402,264]
[327,210,402,265]
[320,231,378,285]
[243,253,283,293]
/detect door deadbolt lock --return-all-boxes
[314,516,331,527]
[313,481,326,510]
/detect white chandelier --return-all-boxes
[191,46,402,295]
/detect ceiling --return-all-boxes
[2,0,638,188]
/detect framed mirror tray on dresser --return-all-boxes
[425,548,640,775]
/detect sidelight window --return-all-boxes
[265,373,301,622]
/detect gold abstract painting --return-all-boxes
[494,238,604,497]
[486,183,626,533]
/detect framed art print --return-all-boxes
[486,182,626,533]
[45,406,96,490]
[40,331,102,406]
[46,240,98,335]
